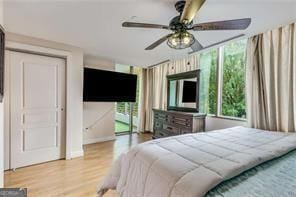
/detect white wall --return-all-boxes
[0,0,4,187]
[205,116,247,131]
[5,32,84,161]
[83,56,116,145]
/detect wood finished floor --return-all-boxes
[4,133,152,197]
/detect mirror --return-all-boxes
[167,70,200,112]
[169,78,197,108]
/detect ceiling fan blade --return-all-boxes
[122,22,170,30]
[190,34,245,53]
[145,34,173,50]
[191,37,203,52]
[192,18,251,31]
[180,0,206,24]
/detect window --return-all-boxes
[199,49,218,114]
[199,39,247,119]
[221,40,247,118]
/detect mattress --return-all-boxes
[207,149,296,197]
[98,127,296,197]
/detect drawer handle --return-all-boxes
[167,126,173,130]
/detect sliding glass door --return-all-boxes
[131,67,141,132]
[115,65,140,134]
[115,102,130,133]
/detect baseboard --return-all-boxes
[83,135,116,145]
[70,150,84,158]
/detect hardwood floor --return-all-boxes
[4,133,152,197]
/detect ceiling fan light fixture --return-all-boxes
[167,31,195,49]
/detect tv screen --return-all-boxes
[83,68,137,102]
[182,81,196,103]
[0,25,4,103]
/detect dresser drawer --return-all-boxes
[170,116,192,128]
[163,124,180,134]
[180,129,195,134]
[154,129,173,138]
[154,113,169,121]
[152,109,206,139]
[173,119,192,127]
[153,120,162,130]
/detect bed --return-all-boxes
[207,149,296,196]
[98,127,296,197]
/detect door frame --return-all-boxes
[5,41,74,169]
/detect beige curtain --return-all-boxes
[139,55,199,132]
[246,23,296,132]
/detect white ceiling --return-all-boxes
[3,0,296,67]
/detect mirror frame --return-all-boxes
[167,69,200,112]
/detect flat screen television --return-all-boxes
[182,81,196,103]
[0,25,4,102]
[83,68,137,102]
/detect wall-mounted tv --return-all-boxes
[0,25,4,102]
[182,81,196,103]
[83,68,137,102]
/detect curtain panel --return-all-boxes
[139,55,199,132]
[246,23,296,132]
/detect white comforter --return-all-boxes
[98,127,296,197]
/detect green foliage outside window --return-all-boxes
[221,40,247,118]
[116,102,127,114]
[199,49,218,114]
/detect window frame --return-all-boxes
[199,40,247,121]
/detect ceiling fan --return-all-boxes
[122,0,251,52]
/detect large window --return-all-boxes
[221,40,247,118]
[199,39,247,119]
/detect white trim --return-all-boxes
[5,41,73,161]
[4,50,11,170]
[207,114,247,122]
[6,42,71,58]
[70,150,84,158]
[83,136,116,145]
[217,47,224,116]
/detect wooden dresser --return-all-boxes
[152,109,206,139]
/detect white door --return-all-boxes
[10,51,66,169]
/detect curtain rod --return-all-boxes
[148,59,170,69]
